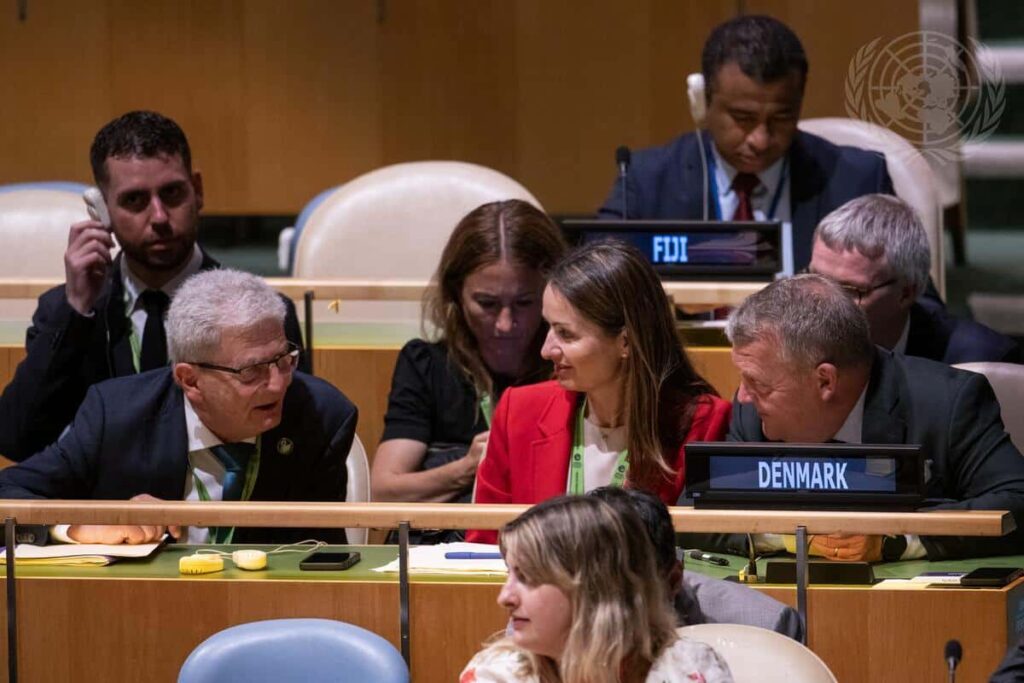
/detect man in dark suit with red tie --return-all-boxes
[598,15,893,273]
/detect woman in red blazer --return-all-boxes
[468,241,731,543]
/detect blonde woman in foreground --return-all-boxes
[460,495,733,683]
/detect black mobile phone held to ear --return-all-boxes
[960,567,1024,587]
[299,551,361,571]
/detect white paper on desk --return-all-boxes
[372,542,507,575]
[0,541,162,562]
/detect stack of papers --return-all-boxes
[373,542,507,575]
[0,541,162,567]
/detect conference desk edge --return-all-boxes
[0,500,1011,536]
[0,502,1013,682]
[0,278,764,306]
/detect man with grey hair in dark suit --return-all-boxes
[809,194,1019,364]
[714,274,1024,562]
[0,269,356,546]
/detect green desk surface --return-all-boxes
[0,544,501,584]
[682,550,1024,584]
[4,544,1023,587]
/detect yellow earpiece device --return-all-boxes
[179,554,225,575]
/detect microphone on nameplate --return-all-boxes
[944,639,962,683]
[616,145,632,219]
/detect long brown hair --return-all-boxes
[499,495,678,683]
[424,200,567,396]
[547,240,715,490]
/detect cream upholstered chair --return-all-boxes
[797,118,946,299]
[679,623,837,683]
[0,182,92,278]
[292,162,542,280]
[953,362,1024,451]
[345,435,371,544]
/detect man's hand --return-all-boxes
[809,533,883,562]
[64,219,115,315]
[67,494,182,544]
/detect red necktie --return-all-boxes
[731,173,760,221]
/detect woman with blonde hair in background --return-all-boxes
[460,495,733,683]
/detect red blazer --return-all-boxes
[467,380,731,543]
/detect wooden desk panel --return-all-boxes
[758,583,1024,683]
[1,567,1018,683]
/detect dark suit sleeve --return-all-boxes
[991,638,1024,683]
[299,398,357,544]
[726,396,763,442]
[0,289,98,461]
[877,157,895,195]
[0,383,105,500]
[279,294,311,374]
[920,373,1024,559]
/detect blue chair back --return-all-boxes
[178,618,409,683]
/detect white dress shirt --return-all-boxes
[121,245,203,363]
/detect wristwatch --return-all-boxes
[882,534,908,562]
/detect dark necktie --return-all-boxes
[139,290,170,372]
[209,443,256,502]
[731,173,760,221]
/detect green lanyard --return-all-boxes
[479,393,494,429]
[124,289,142,372]
[189,438,262,544]
[567,400,628,495]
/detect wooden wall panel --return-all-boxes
[747,0,922,121]
[377,1,518,170]
[511,1,738,212]
[0,3,111,183]
[0,1,918,215]
[238,1,383,213]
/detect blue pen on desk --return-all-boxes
[444,552,503,560]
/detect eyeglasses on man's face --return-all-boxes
[191,343,300,385]
[834,278,898,304]
[802,268,898,304]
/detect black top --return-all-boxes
[382,339,513,447]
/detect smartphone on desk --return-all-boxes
[960,567,1024,587]
[299,551,361,571]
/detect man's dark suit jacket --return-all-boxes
[0,250,309,462]
[907,298,1021,364]
[722,348,1024,560]
[0,369,356,544]
[597,130,894,271]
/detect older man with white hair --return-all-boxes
[809,194,1019,363]
[0,269,357,545]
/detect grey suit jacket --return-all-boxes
[676,571,803,642]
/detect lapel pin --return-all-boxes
[277,438,294,455]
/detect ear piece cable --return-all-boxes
[180,540,327,574]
